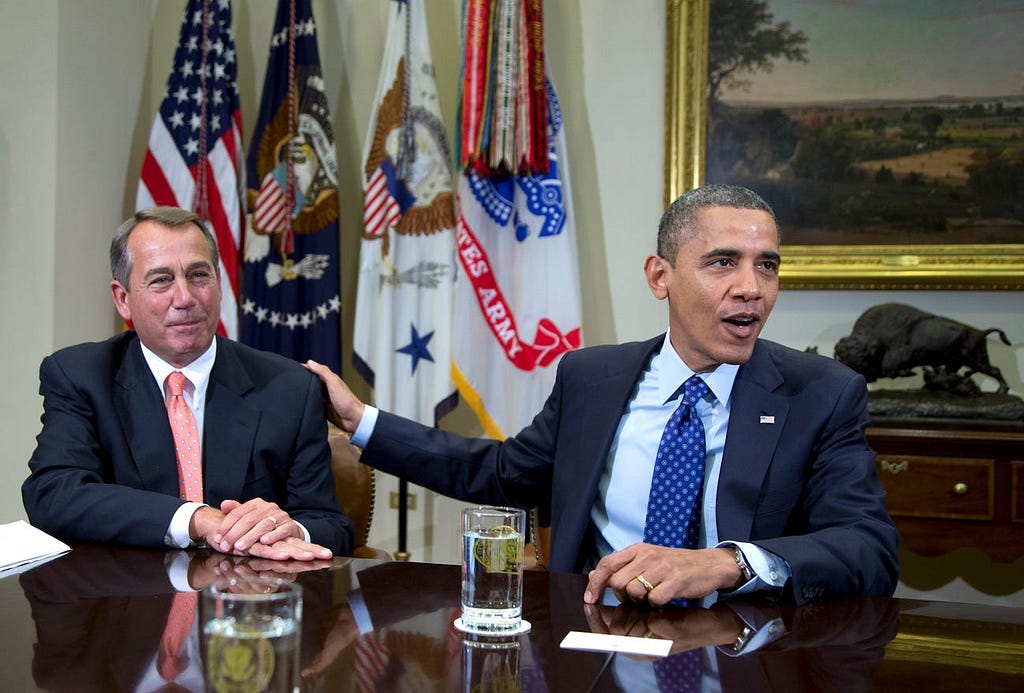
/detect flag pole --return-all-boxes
[396,478,410,561]
[394,0,413,563]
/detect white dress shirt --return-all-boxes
[141,340,217,549]
[141,340,309,548]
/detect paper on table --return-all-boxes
[0,520,71,578]
[560,630,673,657]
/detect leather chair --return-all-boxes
[328,424,391,560]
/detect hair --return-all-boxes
[656,184,778,265]
[110,207,219,289]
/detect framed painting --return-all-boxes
[665,0,1024,289]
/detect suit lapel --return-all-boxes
[202,338,260,505]
[551,336,663,572]
[113,336,179,495]
[717,342,789,541]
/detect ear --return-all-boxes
[110,281,132,322]
[643,254,670,300]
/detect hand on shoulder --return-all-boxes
[304,360,365,435]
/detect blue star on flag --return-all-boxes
[396,323,435,374]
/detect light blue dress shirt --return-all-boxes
[592,333,789,596]
[354,332,789,595]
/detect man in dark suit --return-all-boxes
[23,207,351,559]
[307,185,899,603]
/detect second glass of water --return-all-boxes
[200,577,302,693]
[460,506,527,633]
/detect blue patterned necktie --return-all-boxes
[644,375,709,549]
[653,649,703,693]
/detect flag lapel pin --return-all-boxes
[759,415,776,425]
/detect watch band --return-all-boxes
[734,546,754,582]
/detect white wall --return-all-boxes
[0,2,58,525]
[0,1,1020,570]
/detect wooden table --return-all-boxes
[2,544,1023,691]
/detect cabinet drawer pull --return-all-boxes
[953,482,969,495]
[881,460,908,475]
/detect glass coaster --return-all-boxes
[453,617,532,636]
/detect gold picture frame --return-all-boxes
[664,0,1024,290]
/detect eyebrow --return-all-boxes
[702,248,782,264]
[142,260,216,280]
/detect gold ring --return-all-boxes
[267,516,278,527]
[635,574,654,592]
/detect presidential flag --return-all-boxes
[453,79,583,439]
[137,0,243,339]
[240,0,341,372]
[353,0,457,426]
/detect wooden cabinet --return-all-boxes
[867,424,1024,562]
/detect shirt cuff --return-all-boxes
[294,520,311,543]
[715,540,791,597]
[350,404,379,448]
[166,502,208,548]
[165,550,195,591]
[346,589,374,634]
[718,601,786,656]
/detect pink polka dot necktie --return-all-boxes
[166,371,203,503]
[643,375,709,550]
[158,591,197,684]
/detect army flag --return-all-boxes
[240,0,341,372]
[137,0,243,339]
[453,79,583,439]
[353,0,458,425]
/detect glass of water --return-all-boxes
[200,577,302,693]
[458,506,529,634]
[461,630,522,691]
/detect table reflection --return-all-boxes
[17,546,907,692]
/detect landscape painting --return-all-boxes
[706,0,1024,248]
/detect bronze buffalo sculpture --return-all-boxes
[834,303,1011,395]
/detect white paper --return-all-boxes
[559,630,673,657]
[0,520,71,578]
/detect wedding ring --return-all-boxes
[267,516,278,527]
[635,574,655,592]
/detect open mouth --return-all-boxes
[723,314,759,328]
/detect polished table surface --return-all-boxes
[2,544,1023,691]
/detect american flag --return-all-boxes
[137,0,244,339]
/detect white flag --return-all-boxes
[453,79,583,439]
[354,0,457,425]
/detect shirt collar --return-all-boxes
[140,337,217,397]
[657,330,740,407]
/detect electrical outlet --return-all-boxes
[389,491,418,510]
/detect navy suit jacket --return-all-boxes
[23,332,352,554]
[361,336,899,603]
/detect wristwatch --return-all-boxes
[733,546,754,582]
[733,625,755,653]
